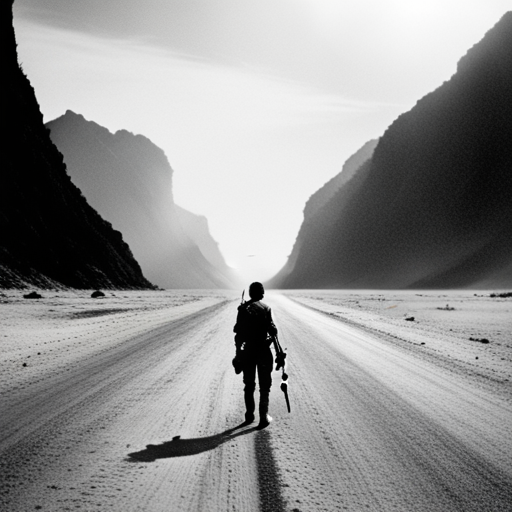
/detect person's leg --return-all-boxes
[257,350,273,428]
[243,360,257,423]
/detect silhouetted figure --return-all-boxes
[233,282,278,429]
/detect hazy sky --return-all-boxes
[13,0,510,284]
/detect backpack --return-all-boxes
[235,298,274,340]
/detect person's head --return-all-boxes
[249,282,264,301]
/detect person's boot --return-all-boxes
[244,390,255,424]
[257,414,272,429]
[257,392,272,429]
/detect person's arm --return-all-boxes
[233,304,245,334]
[233,305,246,350]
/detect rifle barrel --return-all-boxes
[284,390,291,413]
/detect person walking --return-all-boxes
[233,282,277,429]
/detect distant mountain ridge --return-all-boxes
[1,1,154,290]
[46,111,239,289]
[175,206,229,271]
[270,12,512,289]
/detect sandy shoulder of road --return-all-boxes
[282,290,512,388]
[0,289,237,398]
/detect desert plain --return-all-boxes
[0,288,511,511]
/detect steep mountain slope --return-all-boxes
[175,206,231,271]
[303,139,379,221]
[271,13,512,289]
[268,140,378,287]
[46,111,238,289]
[0,1,154,290]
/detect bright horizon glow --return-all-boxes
[12,1,510,284]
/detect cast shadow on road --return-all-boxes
[126,422,258,462]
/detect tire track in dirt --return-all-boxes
[254,430,287,512]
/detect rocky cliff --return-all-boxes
[46,111,238,289]
[0,1,154,290]
[270,13,512,289]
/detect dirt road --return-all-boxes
[1,292,511,511]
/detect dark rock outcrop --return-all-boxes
[1,1,154,290]
[46,111,239,289]
[23,291,43,299]
[270,13,512,289]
